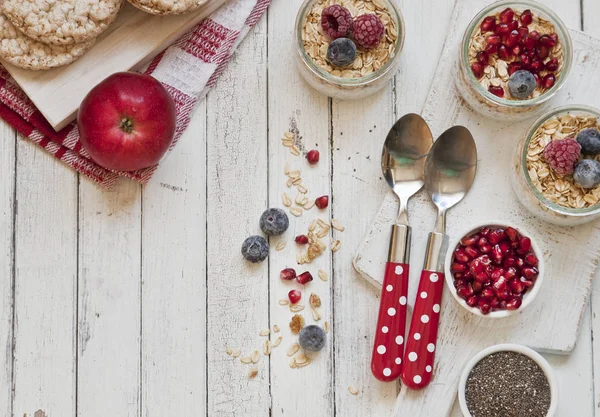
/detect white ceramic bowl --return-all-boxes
[444,221,545,318]
[458,343,558,417]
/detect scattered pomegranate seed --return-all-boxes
[457,284,474,299]
[521,33,536,48]
[499,7,515,24]
[476,51,489,65]
[466,296,478,307]
[517,25,529,37]
[520,54,531,67]
[536,45,550,59]
[486,34,502,46]
[485,43,498,55]
[480,16,496,32]
[315,195,329,209]
[471,62,484,78]
[520,9,533,25]
[481,287,494,301]
[295,235,309,244]
[538,34,556,47]
[511,44,522,57]
[530,59,544,73]
[505,30,520,48]
[506,297,522,310]
[524,253,538,266]
[461,235,479,246]
[306,149,320,164]
[529,30,540,41]
[549,33,559,44]
[465,245,479,259]
[297,271,313,285]
[488,228,506,245]
[495,23,511,37]
[509,279,524,294]
[280,268,297,281]
[451,263,468,273]
[533,73,541,87]
[488,85,504,97]
[288,289,302,304]
[545,58,559,72]
[505,227,518,241]
[498,45,510,60]
[543,74,556,89]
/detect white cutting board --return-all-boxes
[353,0,600,415]
[0,0,227,131]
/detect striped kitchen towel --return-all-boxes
[0,0,271,188]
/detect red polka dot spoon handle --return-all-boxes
[371,254,410,381]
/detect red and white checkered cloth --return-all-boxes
[0,0,271,188]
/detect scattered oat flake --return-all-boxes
[298,184,308,193]
[290,207,303,217]
[332,219,345,232]
[290,314,305,334]
[284,163,290,175]
[331,240,341,252]
[240,356,252,364]
[226,346,233,355]
[249,368,259,379]
[324,321,329,333]
[273,325,280,333]
[284,131,294,139]
[290,304,305,313]
[273,336,282,347]
[289,357,298,368]
[259,329,270,337]
[286,178,294,187]
[287,343,300,357]
[312,308,321,321]
[309,220,317,231]
[282,192,292,207]
[295,353,309,365]
[304,199,315,210]
[291,145,300,156]
[232,349,241,358]
[263,340,271,355]
[279,299,290,306]
[318,269,328,281]
[275,241,287,251]
[348,386,359,395]
[289,170,301,179]
[251,350,260,364]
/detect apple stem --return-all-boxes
[120,117,134,133]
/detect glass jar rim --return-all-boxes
[521,105,600,217]
[295,0,405,87]
[460,0,573,108]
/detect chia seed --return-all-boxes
[465,351,551,417]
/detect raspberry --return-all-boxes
[321,5,353,39]
[353,14,384,50]
[543,138,581,175]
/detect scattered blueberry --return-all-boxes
[298,325,327,352]
[241,235,269,263]
[508,70,537,100]
[576,128,600,155]
[326,38,357,68]
[573,159,600,189]
[259,208,289,236]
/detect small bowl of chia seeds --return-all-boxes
[458,344,558,417]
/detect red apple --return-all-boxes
[78,72,176,172]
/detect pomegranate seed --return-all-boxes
[465,246,479,258]
[492,276,508,293]
[488,228,506,244]
[498,242,511,254]
[521,278,534,290]
[457,285,474,299]
[496,290,510,301]
[480,16,496,32]
[306,149,320,164]
[545,58,559,72]
[506,297,522,310]
[520,9,533,25]
[486,35,502,46]
[505,30,520,47]
[508,61,522,76]
[511,45,522,57]
[288,289,302,304]
[543,74,556,89]
[504,257,517,268]
[533,73,541,87]
[530,59,544,73]
[490,267,505,280]
[466,295,479,307]
[522,266,539,279]
[492,245,503,264]
[538,34,556,47]
[521,34,536,48]
[506,227,518,241]
[477,237,488,248]
[509,20,519,31]
[479,301,491,315]
[498,45,511,60]
[516,258,524,268]
[481,287,494,301]
[518,237,531,251]
[280,268,297,281]
[524,253,538,266]
[472,281,483,293]
[297,271,313,285]
[517,25,529,37]
[505,267,517,279]
[488,85,504,97]
[461,234,479,246]
[474,272,490,283]
[537,45,550,59]
[454,248,470,263]
[529,30,540,41]
[495,23,511,36]
[471,62,484,78]
[499,7,515,24]
[454,278,468,288]
[295,235,309,244]
[485,43,498,55]
[509,278,525,294]
[451,263,468,273]
[491,297,502,310]
[479,227,491,237]
[315,195,329,209]
[549,33,559,44]
[520,53,532,67]
[476,51,489,65]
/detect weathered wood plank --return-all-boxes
[141,104,208,416]
[12,139,78,417]
[0,122,15,417]
[205,20,270,416]
[267,1,334,416]
[77,179,142,417]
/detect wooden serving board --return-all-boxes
[0,0,228,131]
[353,0,600,416]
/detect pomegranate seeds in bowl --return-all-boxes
[445,223,544,317]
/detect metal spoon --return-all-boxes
[371,113,433,382]
[401,125,477,390]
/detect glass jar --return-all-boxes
[510,105,600,226]
[456,0,573,121]
[294,0,405,100]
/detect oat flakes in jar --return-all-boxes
[456,0,572,121]
[511,105,600,226]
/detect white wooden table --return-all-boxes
[0,0,599,416]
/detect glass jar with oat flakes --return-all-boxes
[456,0,573,121]
[511,105,600,226]
[295,0,405,99]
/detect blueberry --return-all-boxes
[241,235,269,263]
[576,128,600,155]
[573,159,600,189]
[259,208,289,236]
[326,38,357,68]
[298,325,327,352]
[508,70,536,100]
